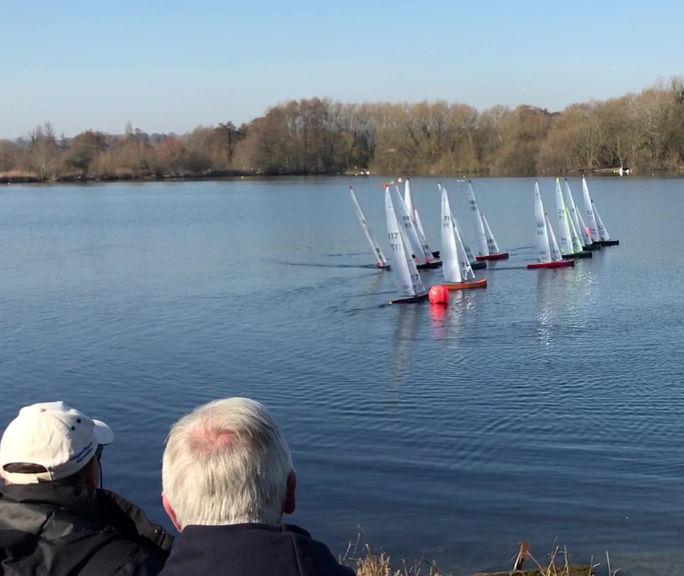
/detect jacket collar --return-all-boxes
[180,522,310,537]
[0,483,173,551]
[1,483,103,519]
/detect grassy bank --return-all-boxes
[342,538,618,576]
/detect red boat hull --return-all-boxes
[445,278,488,290]
[475,252,509,261]
[526,260,575,270]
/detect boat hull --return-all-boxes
[527,260,575,269]
[583,243,602,251]
[389,293,429,305]
[469,260,487,270]
[562,251,593,260]
[598,239,620,246]
[416,260,442,270]
[475,252,509,261]
[445,278,488,290]
[377,263,391,270]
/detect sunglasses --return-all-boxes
[96,445,104,489]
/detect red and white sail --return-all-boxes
[534,182,552,264]
[581,177,601,243]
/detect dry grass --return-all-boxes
[343,533,441,576]
[473,544,596,576]
[342,535,621,576]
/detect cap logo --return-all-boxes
[71,440,95,464]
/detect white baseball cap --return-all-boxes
[0,401,114,484]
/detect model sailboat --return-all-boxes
[455,215,487,270]
[437,184,485,270]
[349,187,390,269]
[385,185,429,304]
[391,184,441,269]
[564,178,600,251]
[582,176,619,246]
[554,178,592,260]
[527,182,574,269]
[466,180,509,261]
[403,179,439,258]
[440,186,487,290]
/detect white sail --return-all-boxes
[466,180,489,257]
[545,213,563,262]
[441,184,477,263]
[440,186,475,284]
[534,182,552,264]
[452,213,477,264]
[390,185,429,263]
[413,209,432,253]
[593,200,610,241]
[564,179,592,246]
[403,179,415,221]
[577,210,591,245]
[385,187,426,298]
[554,178,574,255]
[463,241,476,264]
[404,179,434,255]
[566,207,584,254]
[440,186,463,283]
[481,213,500,254]
[349,187,389,268]
[581,177,601,242]
[453,213,475,281]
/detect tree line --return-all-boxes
[2,78,683,182]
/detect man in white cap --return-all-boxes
[0,401,173,575]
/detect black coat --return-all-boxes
[0,484,173,576]
[160,523,355,576]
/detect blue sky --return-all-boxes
[1,0,682,138]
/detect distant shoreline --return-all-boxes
[0,169,251,185]
[2,168,681,185]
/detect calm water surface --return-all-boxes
[1,177,683,574]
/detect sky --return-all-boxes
[1,0,683,138]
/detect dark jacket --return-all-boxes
[160,523,355,576]
[0,484,173,576]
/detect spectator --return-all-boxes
[160,397,354,576]
[0,401,173,575]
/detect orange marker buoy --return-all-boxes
[428,285,449,305]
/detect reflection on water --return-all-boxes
[428,289,474,342]
[536,264,597,347]
[392,304,422,381]
[364,268,387,297]
[536,269,565,347]
[429,301,449,337]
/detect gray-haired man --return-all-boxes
[160,397,355,576]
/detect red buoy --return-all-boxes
[428,285,449,305]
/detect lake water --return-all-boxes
[1,176,683,574]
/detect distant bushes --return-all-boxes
[2,78,684,182]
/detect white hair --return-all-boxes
[162,397,293,527]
